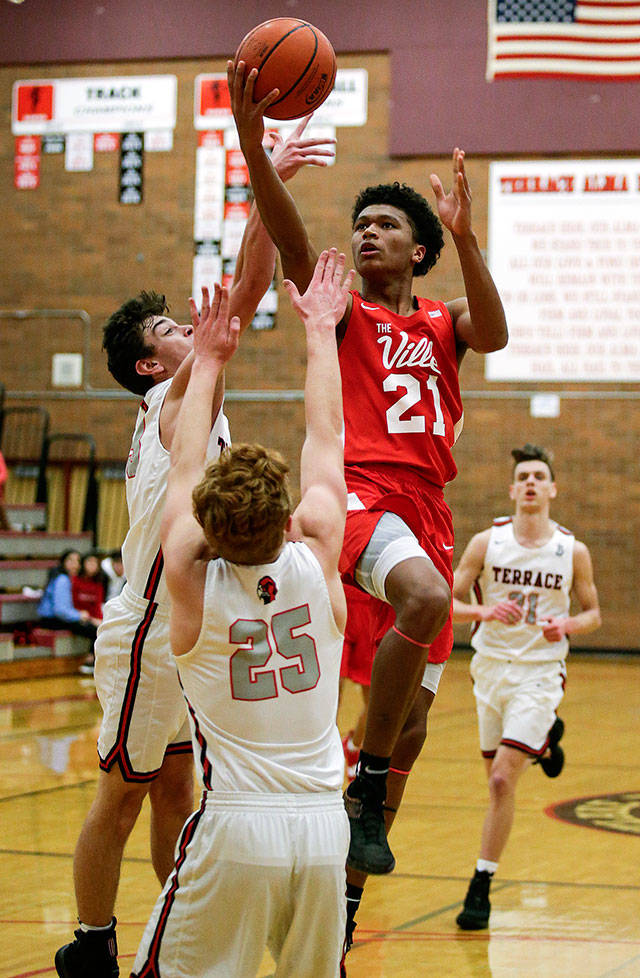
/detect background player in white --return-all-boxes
[131,249,353,978]
[452,444,601,930]
[55,123,336,978]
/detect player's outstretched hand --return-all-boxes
[284,248,355,331]
[188,284,240,369]
[430,147,473,238]
[268,115,336,183]
[227,59,280,152]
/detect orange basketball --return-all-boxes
[234,18,337,121]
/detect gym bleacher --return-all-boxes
[0,398,104,677]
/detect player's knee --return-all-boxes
[93,781,147,841]
[397,575,451,640]
[487,767,514,802]
[149,761,194,818]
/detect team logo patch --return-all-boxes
[257,575,278,604]
[547,792,640,837]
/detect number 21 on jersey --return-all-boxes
[384,373,446,437]
[229,604,320,701]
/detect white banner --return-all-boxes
[194,69,367,130]
[12,75,177,134]
[486,159,640,382]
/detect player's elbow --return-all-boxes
[590,607,602,631]
[474,325,508,354]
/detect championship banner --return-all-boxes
[194,69,367,129]
[12,75,177,134]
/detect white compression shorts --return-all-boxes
[354,511,445,695]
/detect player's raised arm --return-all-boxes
[285,249,354,577]
[228,59,319,292]
[161,286,240,651]
[431,148,508,355]
[230,115,336,331]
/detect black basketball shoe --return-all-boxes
[343,776,395,875]
[55,918,119,978]
[456,870,492,930]
[535,716,565,778]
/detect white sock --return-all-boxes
[476,859,498,875]
[79,921,113,933]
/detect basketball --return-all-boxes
[234,18,337,121]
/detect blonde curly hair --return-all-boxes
[192,443,292,564]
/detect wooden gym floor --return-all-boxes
[0,652,638,978]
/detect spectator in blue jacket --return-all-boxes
[37,550,101,665]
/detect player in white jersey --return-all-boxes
[55,123,337,978]
[131,248,353,978]
[452,444,601,931]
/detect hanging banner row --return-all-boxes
[10,69,368,331]
[12,71,368,135]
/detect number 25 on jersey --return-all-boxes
[229,605,320,701]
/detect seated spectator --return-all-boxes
[37,549,100,675]
[73,552,107,620]
[100,548,126,602]
[0,449,9,531]
[72,553,108,676]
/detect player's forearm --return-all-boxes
[453,231,508,353]
[171,359,222,475]
[304,329,343,441]
[241,143,314,283]
[452,596,484,623]
[566,607,602,635]
[299,331,343,496]
[231,203,277,332]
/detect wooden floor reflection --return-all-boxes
[0,653,639,978]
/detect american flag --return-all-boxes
[487,0,640,79]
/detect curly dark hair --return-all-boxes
[511,444,555,481]
[351,182,444,277]
[102,290,169,395]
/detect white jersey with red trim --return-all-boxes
[338,291,464,488]
[471,518,575,663]
[122,378,230,608]
[176,541,345,795]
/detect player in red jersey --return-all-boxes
[228,61,508,947]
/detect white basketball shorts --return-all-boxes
[95,587,191,780]
[470,654,567,757]
[131,790,349,978]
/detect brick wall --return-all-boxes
[1,54,637,649]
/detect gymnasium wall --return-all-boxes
[0,8,637,651]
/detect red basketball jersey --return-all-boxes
[339,292,463,488]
